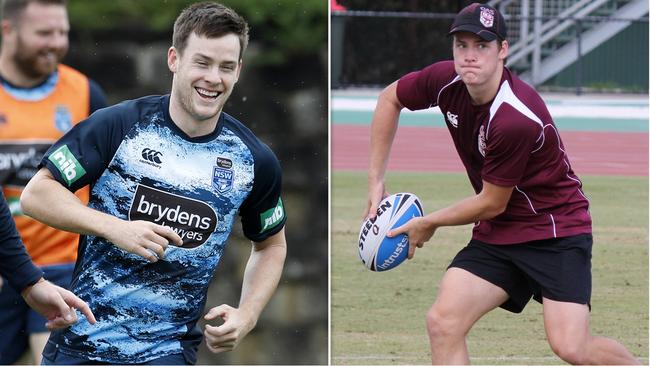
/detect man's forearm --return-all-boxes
[238,230,287,323]
[21,168,121,238]
[425,181,513,229]
[426,195,503,229]
[368,81,402,183]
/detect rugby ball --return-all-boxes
[358,193,424,271]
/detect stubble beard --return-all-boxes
[179,86,224,123]
[13,36,65,80]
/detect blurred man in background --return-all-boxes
[0,0,106,363]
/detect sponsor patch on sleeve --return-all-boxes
[48,145,86,186]
[260,197,284,233]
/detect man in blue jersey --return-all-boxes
[0,191,96,331]
[21,2,287,364]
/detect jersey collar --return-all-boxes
[161,94,225,143]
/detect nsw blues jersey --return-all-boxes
[40,95,286,363]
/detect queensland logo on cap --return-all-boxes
[212,157,234,194]
[479,6,495,28]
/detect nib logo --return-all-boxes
[260,198,285,233]
[48,145,86,186]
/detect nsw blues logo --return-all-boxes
[54,105,72,132]
[212,157,234,194]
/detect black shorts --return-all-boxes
[448,234,592,313]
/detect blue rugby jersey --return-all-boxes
[39,95,286,363]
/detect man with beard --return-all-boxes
[0,0,106,364]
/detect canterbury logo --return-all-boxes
[141,148,163,164]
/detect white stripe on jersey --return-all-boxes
[515,187,559,238]
[486,80,543,140]
[546,124,590,203]
[515,186,538,214]
[436,75,462,107]
[550,214,557,237]
[531,129,545,153]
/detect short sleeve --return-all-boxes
[41,104,130,192]
[396,61,457,111]
[239,145,286,243]
[0,191,43,291]
[482,108,543,186]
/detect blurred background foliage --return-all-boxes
[335,0,461,11]
[67,0,326,66]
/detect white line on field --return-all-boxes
[334,356,557,360]
[332,98,649,119]
[334,355,649,361]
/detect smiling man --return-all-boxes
[364,2,639,365]
[20,2,287,364]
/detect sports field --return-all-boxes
[330,91,649,364]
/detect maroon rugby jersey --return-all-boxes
[396,60,591,244]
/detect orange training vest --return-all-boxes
[0,64,90,266]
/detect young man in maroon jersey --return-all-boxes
[364,3,639,364]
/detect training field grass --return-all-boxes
[331,171,648,365]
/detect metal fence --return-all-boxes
[332,9,648,94]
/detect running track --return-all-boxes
[332,125,648,176]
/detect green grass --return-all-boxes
[331,171,648,365]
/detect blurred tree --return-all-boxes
[336,0,472,12]
[332,1,489,86]
[67,0,326,65]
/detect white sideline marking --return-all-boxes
[334,355,650,362]
[334,356,558,361]
[332,97,649,120]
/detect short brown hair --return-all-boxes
[1,0,66,22]
[172,1,249,60]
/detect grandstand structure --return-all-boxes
[332,0,649,93]
[493,0,648,91]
